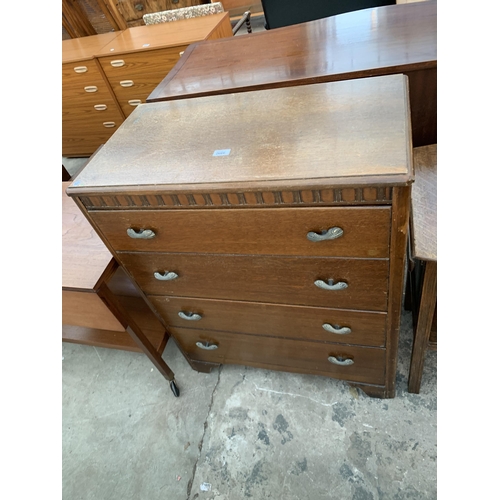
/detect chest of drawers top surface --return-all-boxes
[62,32,121,64]
[93,13,229,57]
[68,74,412,194]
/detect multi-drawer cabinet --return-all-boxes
[62,33,125,157]
[94,13,233,118]
[62,13,232,156]
[67,74,413,398]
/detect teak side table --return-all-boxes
[62,182,179,396]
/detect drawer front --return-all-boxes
[118,253,389,311]
[62,117,124,157]
[62,95,124,122]
[62,60,104,88]
[172,327,386,385]
[90,207,391,257]
[149,295,387,347]
[63,61,111,99]
[111,82,164,117]
[99,47,188,82]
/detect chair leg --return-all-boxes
[408,260,437,394]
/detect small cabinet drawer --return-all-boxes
[171,327,387,385]
[62,61,104,88]
[99,47,188,81]
[118,253,389,311]
[90,206,391,257]
[149,295,387,347]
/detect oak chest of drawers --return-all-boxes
[67,73,413,398]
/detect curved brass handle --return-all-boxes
[314,279,348,291]
[126,228,155,239]
[178,311,202,321]
[196,341,218,350]
[154,271,178,281]
[322,324,351,335]
[307,227,343,242]
[328,356,354,366]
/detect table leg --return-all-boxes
[408,260,437,393]
[98,283,179,396]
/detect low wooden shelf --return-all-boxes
[62,181,179,395]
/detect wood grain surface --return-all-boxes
[147,1,435,146]
[411,144,437,261]
[94,13,232,56]
[68,74,412,191]
[62,182,114,290]
[117,253,389,310]
[149,295,387,346]
[62,32,120,64]
[88,206,391,257]
[171,327,387,385]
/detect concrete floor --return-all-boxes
[62,15,437,497]
[62,308,437,500]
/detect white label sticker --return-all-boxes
[213,149,231,157]
[142,43,150,47]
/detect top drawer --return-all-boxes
[89,206,391,258]
[98,47,188,82]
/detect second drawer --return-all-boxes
[149,296,387,347]
[119,253,389,311]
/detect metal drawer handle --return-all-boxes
[322,324,351,335]
[154,271,178,281]
[128,99,142,106]
[94,104,107,111]
[120,80,134,87]
[314,279,348,291]
[84,86,98,92]
[307,227,343,242]
[73,66,88,73]
[126,228,156,239]
[110,60,125,67]
[196,341,218,350]
[328,356,354,366]
[103,122,116,128]
[178,311,202,321]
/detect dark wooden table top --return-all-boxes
[147,0,436,103]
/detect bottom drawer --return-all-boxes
[171,327,386,385]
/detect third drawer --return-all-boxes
[149,295,387,347]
